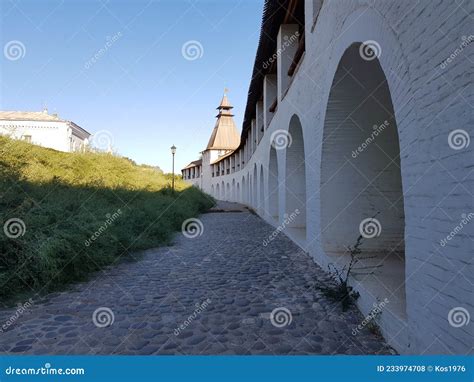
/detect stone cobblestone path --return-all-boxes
[0,203,392,355]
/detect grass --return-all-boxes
[317,235,363,311]
[0,136,214,302]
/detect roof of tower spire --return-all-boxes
[206,90,240,150]
[217,89,233,110]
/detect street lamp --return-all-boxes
[170,145,176,192]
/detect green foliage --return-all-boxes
[318,235,363,311]
[0,136,214,301]
[318,212,381,311]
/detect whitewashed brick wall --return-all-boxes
[200,0,471,354]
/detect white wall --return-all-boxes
[0,121,88,152]
[199,0,471,355]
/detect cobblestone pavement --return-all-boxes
[0,203,392,355]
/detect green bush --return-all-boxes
[0,136,214,301]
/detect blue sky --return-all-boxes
[0,0,263,172]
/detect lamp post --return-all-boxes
[170,145,176,192]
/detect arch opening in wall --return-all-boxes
[241,176,246,203]
[285,114,307,244]
[253,164,258,208]
[221,181,225,200]
[232,179,236,201]
[248,175,252,206]
[247,173,251,206]
[259,165,264,212]
[226,183,230,201]
[216,183,220,200]
[268,146,279,220]
[237,182,240,202]
[211,184,214,197]
[320,43,406,319]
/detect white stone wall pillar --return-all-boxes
[277,24,299,102]
[263,74,277,130]
[251,119,257,154]
[256,100,264,143]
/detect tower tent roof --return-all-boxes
[206,91,240,150]
[217,93,233,109]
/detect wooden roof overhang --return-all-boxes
[237,0,305,150]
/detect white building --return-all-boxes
[0,109,91,152]
[182,159,203,188]
[182,0,472,355]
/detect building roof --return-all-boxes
[205,92,241,150]
[69,121,91,138]
[0,110,64,122]
[217,93,233,109]
[211,150,234,165]
[182,159,202,170]
[240,0,304,147]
